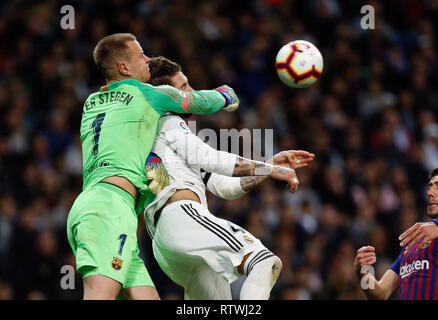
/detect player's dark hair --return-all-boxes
[429,168,438,181]
[93,33,137,80]
[149,56,191,119]
[148,56,182,86]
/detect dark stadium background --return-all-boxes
[0,0,437,300]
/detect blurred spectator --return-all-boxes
[422,123,438,172]
[27,230,63,299]
[0,281,13,300]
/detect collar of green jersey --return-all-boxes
[100,79,142,92]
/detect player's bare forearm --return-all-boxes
[232,158,272,177]
[237,155,289,191]
[232,156,299,193]
[232,158,253,177]
[363,285,383,300]
[359,272,398,300]
[240,176,268,192]
[354,247,399,300]
[232,150,315,178]
[356,271,383,300]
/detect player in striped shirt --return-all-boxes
[354,168,438,299]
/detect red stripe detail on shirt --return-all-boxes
[157,87,180,100]
[399,248,409,299]
[417,244,427,300]
[185,96,201,113]
[190,96,208,112]
[432,241,438,299]
[180,97,193,113]
[403,246,417,299]
[425,242,433,299]
[408,245,421,300]
[153,88,179,103]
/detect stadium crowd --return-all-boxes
[0,0,438,299]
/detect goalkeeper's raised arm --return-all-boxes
[138,82,239,116]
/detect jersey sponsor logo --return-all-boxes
[111,257,123,270]
[399,260,429,279]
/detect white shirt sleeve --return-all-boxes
[202,171,247,200]
[159,115,238,176]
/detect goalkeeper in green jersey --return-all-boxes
[66,33,239,300]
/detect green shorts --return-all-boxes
[67,182,154,289]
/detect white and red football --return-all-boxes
[275,40,323,88]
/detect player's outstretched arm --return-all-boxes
[202,150,314,200]
[233,156,300,193]
[159,115,276,176]
[140,83,239,115]
[202,174,245,200]
[353,246,399,300]
[238,150,314,192]
[202,151,315,200]
[159,115,313,193]
[399,220,438,250]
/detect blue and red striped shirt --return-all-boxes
[390,219,438,299]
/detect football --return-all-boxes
[275,40,323,88]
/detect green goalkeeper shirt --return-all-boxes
[80,78,225,201]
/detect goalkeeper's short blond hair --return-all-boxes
[93,33,137,80]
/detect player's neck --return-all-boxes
[107,75,132,83]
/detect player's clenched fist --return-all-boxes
[214,85,239,112]
[353,246,377,272]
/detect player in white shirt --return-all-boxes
[143,57,315,299]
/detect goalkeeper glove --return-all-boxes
[145,153,170,195]
[214,85,239,112]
